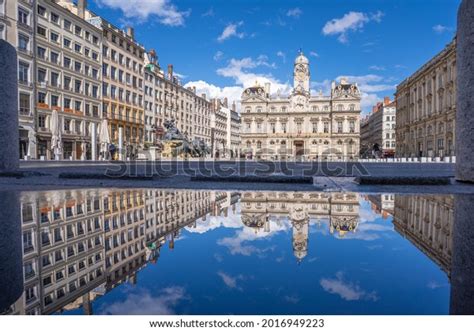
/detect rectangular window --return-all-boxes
[37,46,46,59]
[18,33,29,51]
[63,38,71,48]
[38,92,46,105]
[18,7,29,25]
[37,25,46,37]
[37,5,46,16]
[18,61,29,83]
[50,31,59,43]
[50,51,59,64]
[19,93,30,115]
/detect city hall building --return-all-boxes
[240,52,361,161]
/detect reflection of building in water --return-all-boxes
[6,189,233,315]
[365,194,395,219]
[393,195,453,275]
[240,192,360,262]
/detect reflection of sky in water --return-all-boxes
[61,197,449,315]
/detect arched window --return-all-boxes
[312,140,317,145]
[245,107,251,113]
[337,104,344,111]
[349,104,355,111]
[246,141,251,148]
[312,105,319,111]
[256,106,262,113]
[257,141,262,149]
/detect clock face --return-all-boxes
[295,64,307,80]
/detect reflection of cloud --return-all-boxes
[217,219,290,256]
[100,287,186,315]
[186,214,242,234]
[217,271,245,291]
[320,272,378,301]
[283,295,300,304]
[427,281,448,289]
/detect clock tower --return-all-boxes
[293,50,310,94]
[291,51,310,111]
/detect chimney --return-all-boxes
[77,0,87,19]
[384,96,390,106]
[167,64,173,80]
[126,27,135,40]
[232,101,236,112]
[223,97,228,108]
[192,86,196,94]
[201,93,207,100]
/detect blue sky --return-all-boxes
[88,0,459,114]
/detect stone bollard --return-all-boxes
[456,0,474,182]
[0,191,23,313]
[0,41,20,171]
[450,195,474,314]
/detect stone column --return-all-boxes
[456,0,474,182]
[91,122,97,161]
[118,127,123,161]
[450,195,474,314]
[0,41,20,171]
[0,191,23,313]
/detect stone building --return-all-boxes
[35,0,102,160]
[360,97,396,157]
[240,51,361,161]
[225,101,241,158]
[143,51,212,153]
[57,0,147,160]
[210,98,228,158]
[395,39,456,158]
[1,0,36,159]
[240,192,359,262]
[393,195,453,276]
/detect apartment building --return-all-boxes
[0,0,36,159]
[360,97,396,157]
[34,0,102,160]
[395,39,456,158]
[143,50,212,153]
[225,102,241,158]
[211,98,228,158]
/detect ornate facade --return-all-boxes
[395,39,456,158]
[241,52,361,161]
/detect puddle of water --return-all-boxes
[0,189,470,315]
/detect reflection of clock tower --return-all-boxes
[293,50,310,95]
[290,205,309,263]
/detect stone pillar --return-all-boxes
[456,0,474,183]
[118,127,123,161]
[0,191,23,312]
[91,122,97,161]
[450,195,474,314]
[0,41,20,171]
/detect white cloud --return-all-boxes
[309,51,319,58]
[100,287,186,314]
[322,11,383,43]
[97,0,189,26]
[217,22,245,42]
[202,7,214,17]
[213,50,224,61]
[320,272,378,301]
[287,8,303,18]
[186,214,243,234]
[283,295,300,304]
[277,51,286,62]
[186,55,290,111]
[369,65,385,71]
[433,24,453,34]
[217,271,245,290]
